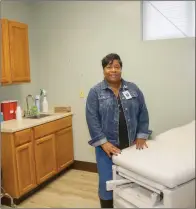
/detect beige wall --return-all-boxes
[1,1,195,163]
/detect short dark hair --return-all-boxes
[101,53,123,69]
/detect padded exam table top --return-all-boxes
[113,121,195,189]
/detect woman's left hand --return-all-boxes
[135,138,148,150]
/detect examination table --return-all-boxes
[107,120,195,208]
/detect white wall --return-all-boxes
[1,1,195,163]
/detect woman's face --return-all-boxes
[103,60,122,84]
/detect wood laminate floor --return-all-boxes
[17,169,100,208]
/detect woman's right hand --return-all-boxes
[101,142,121,158]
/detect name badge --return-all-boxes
[122,90,132,99]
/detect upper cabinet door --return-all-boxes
[1,19,11,84]
[8,20,30,83]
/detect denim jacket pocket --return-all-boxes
[124,90,140,113]
[129,90,138,98]
[98,94,113,109]
[98,95,111,100]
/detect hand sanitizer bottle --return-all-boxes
[16,105,22,120]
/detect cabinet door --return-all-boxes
[1,19,11,84]
[8,20,30,83]
[15,142,36,196]
[35,134,57,184]
[56,127,74,172]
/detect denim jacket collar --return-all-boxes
[101,78,129,90]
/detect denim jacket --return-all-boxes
[85,79,150,147]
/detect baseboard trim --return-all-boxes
[71,160,98,173]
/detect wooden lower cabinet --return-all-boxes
[15,142,36,196]
[1,116,74,199]
[35,134,57,184]
[56,127,74,171]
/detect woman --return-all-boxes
[85,53,150,208]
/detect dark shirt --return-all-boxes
[117,95,129,150]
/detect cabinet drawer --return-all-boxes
[114,183,162,208]
[14,129,33,147]
[114,194,136,208]
[34,116,72,139]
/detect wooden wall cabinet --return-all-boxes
[1,116,74,199]
[1,18,30,85]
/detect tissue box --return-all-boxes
[54,106,71,113]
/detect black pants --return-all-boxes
[100,198,113,208]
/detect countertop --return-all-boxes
[1,112,73,133]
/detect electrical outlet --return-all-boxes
[80,91,84,98]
